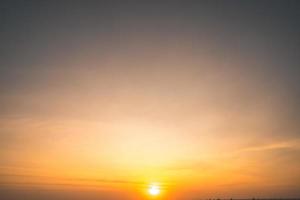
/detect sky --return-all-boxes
[1,1,300,199]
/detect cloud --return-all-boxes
[237,140,300,153]
[0,172,145,189]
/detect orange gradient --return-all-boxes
[1,2,300,200]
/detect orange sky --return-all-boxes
[1,1,300,200]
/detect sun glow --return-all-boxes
[148,184,160,196]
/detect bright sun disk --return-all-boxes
[148,184,160,196]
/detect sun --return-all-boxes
[148,184,160,196]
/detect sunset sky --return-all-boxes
[1,1,300,199]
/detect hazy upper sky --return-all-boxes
[1,1,300,199]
